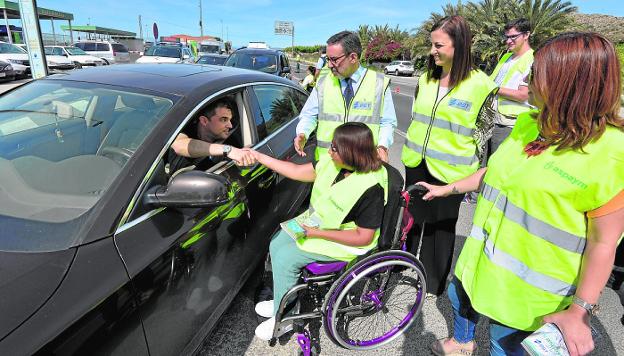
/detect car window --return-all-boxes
[76,42,97,51]
[252,85,306,135]
[144,46,182,58]
[112,44,128,53]
[280,55,288,68]
[0,43,26,54]
[197,56,226,65]
[0,80,175,251]
[53,47,65,56]
[224,53,278,73]
[96,43,111,51]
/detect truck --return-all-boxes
[198,40,225,55]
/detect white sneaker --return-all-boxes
[255,300,274,318]
[254,316,293,341]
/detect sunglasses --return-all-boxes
[503,32,526,41]
[330,142,338,152]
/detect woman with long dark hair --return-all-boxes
[401,16,497,297]
[422,32,624,355]
[249,122,388,340]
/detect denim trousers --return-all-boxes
[269,229,337,314]
[448,277,531,356]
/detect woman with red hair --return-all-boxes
[423,32,624,356]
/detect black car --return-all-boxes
[196,54,228,66]
[0,64,313,355]
[0,59,15,81]
[224,48,292,79]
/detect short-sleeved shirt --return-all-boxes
[312,159,384,229]
[587,190,624,218]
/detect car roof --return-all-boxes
[233,48,283,55]
[44,63,297,96]
[199,54,227,58]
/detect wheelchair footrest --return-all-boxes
[305,261,347,275]
[297,330,312,356]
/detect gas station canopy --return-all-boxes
[60,25,135,38]
[0,0,73,21]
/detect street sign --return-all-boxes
[17,0,48,79]
[153,23,159,41]
[274,21,293,36]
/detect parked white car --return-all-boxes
[384,60,414,76]
[0,42,29,78]
[46,46,104,68]
[73,41,130,65]
[135,45,195,64]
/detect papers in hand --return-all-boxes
[521,322,600,356]
[280,211,321,241]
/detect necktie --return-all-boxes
[343,77,354,107]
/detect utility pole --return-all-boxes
[138,15,143,39]
[220,19,223,41]
[199,0,203,40]
[291,25,295,58]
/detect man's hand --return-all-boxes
[377,146,389,162]
[294,133,307,157]
[228,147,256,166]
[543,306,594,356]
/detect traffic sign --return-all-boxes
[274,21,293,35]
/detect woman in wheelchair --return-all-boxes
[249,122,388,340]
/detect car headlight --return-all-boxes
[6,64,12,70]
[48,60,58,66]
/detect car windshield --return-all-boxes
[199,44,220,53]
[65,47,88,55]
[144,46,181,58]
[44,47,54,55]
[0,80,175,252]
[197,56,227,65]
[0,43,26,54]
[224,53,277,73]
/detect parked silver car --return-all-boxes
[73,41,131,65]
[384,60,414,76]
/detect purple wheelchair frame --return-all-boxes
[268,185,425,355]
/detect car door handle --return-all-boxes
[257,173,276,189]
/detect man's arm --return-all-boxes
[497,85,529,102]
[294,88,320,156]
[377,84,398,161]
[171,133,255,166]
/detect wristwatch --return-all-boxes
[222,145,232,157]
[572,295,599,316]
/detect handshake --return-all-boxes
[227,147,264,167]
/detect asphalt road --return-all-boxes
[198,69,624,356]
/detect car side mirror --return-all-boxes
[144,171,231,208]
[63,53,68,57]
[282,66,291,74]
[183,54,190,59]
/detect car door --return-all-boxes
[113,88,280,356]
[248,83,313,221]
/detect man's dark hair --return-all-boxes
[505,18,531,33]
[202,99,233,120]
[327,31,362,58]
[332,122,382,173]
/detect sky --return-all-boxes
[31,0,624,49]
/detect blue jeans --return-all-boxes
[448,277,531,356]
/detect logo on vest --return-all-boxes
[448,98,472,111]
[543,161,588,189]
[352,101,372,110]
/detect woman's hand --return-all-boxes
[543,306,594,356]
[416,181,453,201]
[301,224,318,238]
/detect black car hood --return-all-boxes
[0,248,75,340]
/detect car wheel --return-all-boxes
[395,69,399,76]
[102,59,110,65]
[73,62,83,69]
[383,68,388,74]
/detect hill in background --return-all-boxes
[571,13,624,44]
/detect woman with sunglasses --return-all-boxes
[421,32,624,356]
[249,122,388,340]
[401,16,497,298]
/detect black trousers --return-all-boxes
[405,162,463,296]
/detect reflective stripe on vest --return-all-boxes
[315,69,388,158]
[455,111,624,330]
[491,50,534,117]
[402,70,496,182]
[296,155,389,261]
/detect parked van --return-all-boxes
[73,40,130,65]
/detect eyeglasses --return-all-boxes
[330,142,338,152]
[327,53,347,64]
[503,32,526,42]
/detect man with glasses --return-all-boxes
[294,31,397,161]
[488,18,534,157]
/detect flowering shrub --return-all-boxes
[365,35,404,62]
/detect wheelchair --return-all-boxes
[267,165,428,355]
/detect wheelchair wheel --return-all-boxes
[322,250,426,350]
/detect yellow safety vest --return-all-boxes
[295,155,388,261]
[455,112,624,330]
[401,70,497,183]
[315,68,389,158]
[490,50,534,118]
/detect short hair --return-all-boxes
[331,122,382,173]
[202,99,233,120]
[505,18,531,33]
[531,32,624,151]
[327,31,362,58]
[308,65,316,74]
[426,16,474,87]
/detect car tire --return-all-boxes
[395,69,399,76]
[383,68,388,74]
[73,62,83,69]
[102,59,110,65]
